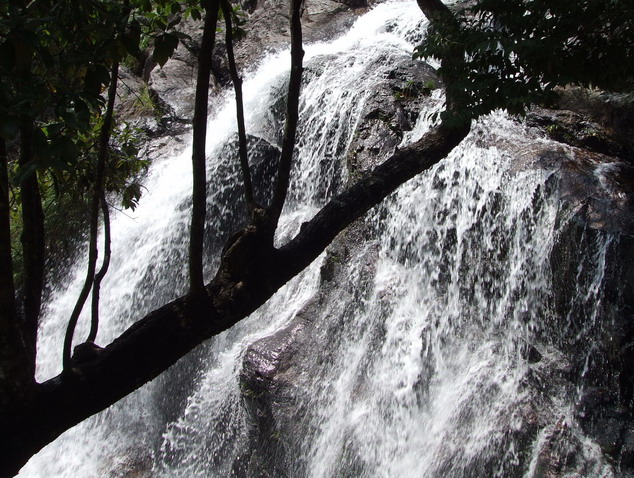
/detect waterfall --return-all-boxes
[20,0,624,476]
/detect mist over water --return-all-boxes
[21,1,619,476]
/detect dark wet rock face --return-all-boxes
[554,88,634,161]
[347,59,440,173]
[203,134,281,252]
[236,316,309,477]
[527,109,628,160]
[528,141,634,472]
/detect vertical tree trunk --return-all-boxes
[267,0,304,234]
[18,121,45,378]
[63,60,120,367]
[88,194,111,343]
[190,0,220,295]
[221,0,255,211]
[0,138,33,405]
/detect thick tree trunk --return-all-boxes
[190,0,220,294]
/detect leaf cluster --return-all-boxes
[0,0,199,193]
[415,0,634,121]
[0,1,138,179]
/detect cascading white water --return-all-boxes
[20,0,622,476]
[285,112,616,477]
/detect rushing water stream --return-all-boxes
[20,1,625,476]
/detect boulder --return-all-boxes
[204,134,281,252]
[527,108,628,159]
[236,303,311,477]
[346,58,440,173]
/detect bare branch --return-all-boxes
[267,0,304,233]
[87,194,111,343]
[63,60,120,368]
[190,0,221,294]
[221,0,256,211]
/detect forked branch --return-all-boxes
[63,59,120,368]
[88,194,111,343]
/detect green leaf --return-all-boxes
[13,161,39,185]
[153,33,179,67]
[190,8,202,21]
[170,2,182,15]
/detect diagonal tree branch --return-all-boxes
[277,123,470,277]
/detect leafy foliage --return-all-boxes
[415,0,634,121]
[0,0,191,289]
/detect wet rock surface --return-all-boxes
[236,101,634,475]
[527,108,629,160]
[347,58,440,173]
[237,218,379,476]
[555,88,634,161]
[109,1,634,474]
[203,134,281,252]
[236,312,309,477]
[143,0,370,123]
[521,136,634,473]
[237,0,372,58]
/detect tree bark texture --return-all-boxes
[18,121,45,379]
[221,0,256,211]
[0,139,33,407]
[189,0,221,294]
[267,0,305,233]
[64,60,120,367]
[88,193,112,343]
